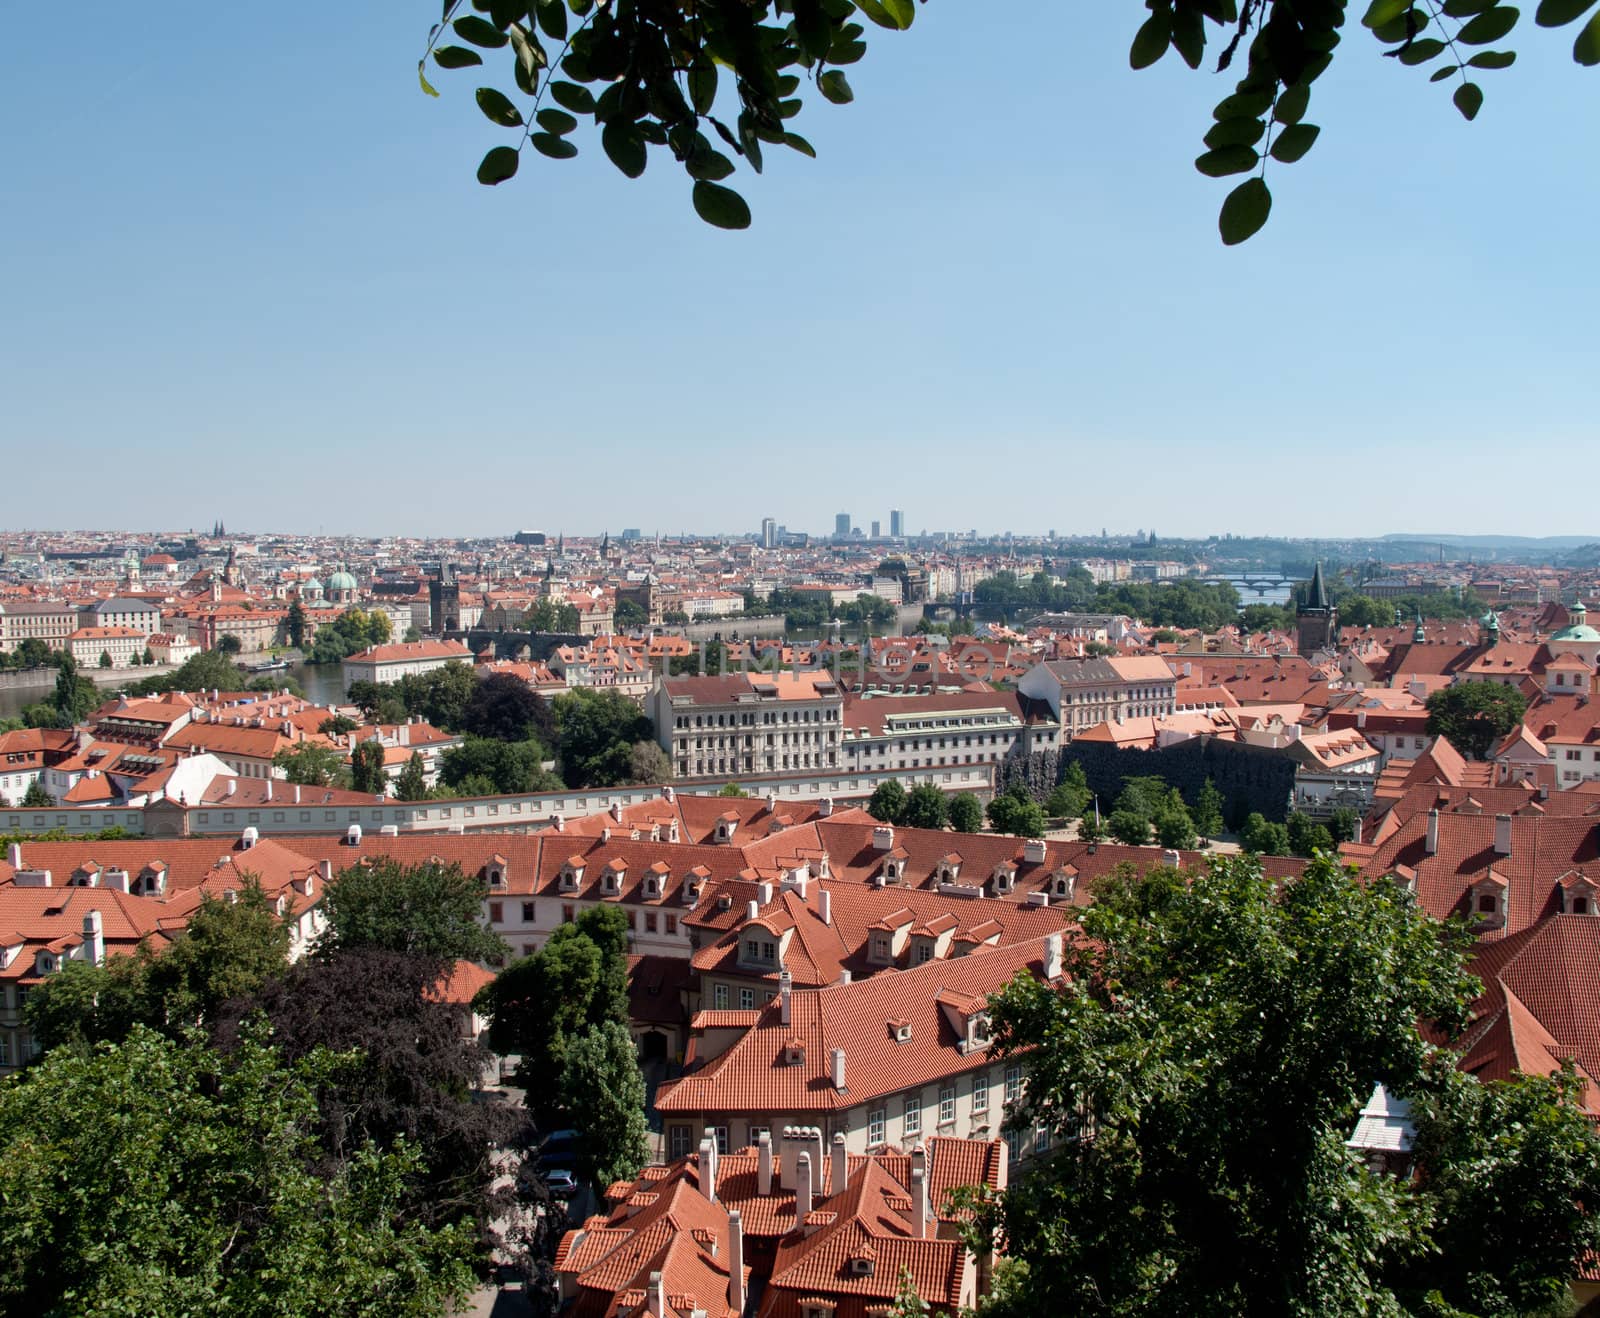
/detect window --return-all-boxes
[1005,1065,1022,1105]
[1035,1122,1051,1154]
[739,987,756,1010]
[1477,894,1498,913]
[939,1084,956,1125]
[973,1073,989,1112]
[903,1094,921,1137]
[749,1125,769,1147]
[714,983,730,1009]
[521,901,535,922]
[562,904,575,923]
[915,942,933,964]
[669,1125,694,1159]
[487,902,503,923]
[645,913,658,933]
[666,915,678,935]
[868,1107,886,1147]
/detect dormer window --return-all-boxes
[870,933,893,963]
[882,859,903,884]
[849,1257,875,1277]
[890,1021,912,1043]
[560,864,583,892]
[1574,897,1590,915]
[1476,893,1497,914]
[993,866,1015,893]
[644,877,659,898]
[784,1040,807,1066]
[487,867,506,889]
[970,1012,992,1046]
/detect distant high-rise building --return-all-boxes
[870,520,881,539]
[889,509,905,538]
[760,517,777,549]
[835,512,852,539]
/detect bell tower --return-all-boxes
[1296,562,1338,657]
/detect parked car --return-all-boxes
[545,1169,578,1197]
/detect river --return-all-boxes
[0,659,349,721]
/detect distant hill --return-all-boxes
[1380,534,1598,552]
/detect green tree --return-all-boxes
[1113,775,1183,829]
[901,782,948,831]
[321,714,359,736]
[286,596,308,649]
[51,654,99,723]
[350,738,389,795]
[967,854,1586,1316]
[614,598,647,630]
[527,597,581,633]
[552,687,653,788]
[717,781,750,798]
[625,739,672,784]
[1077,811,1106,846]
[395,751,430,802]
[1108,808,1152,846]
[275,741,350,788]
[1285,810,1335,858]
[1426,681,1529,760]
[1328,806,1360,844]
[1238,602,1294,633]
[217,633,243,656]
[868,779,908,824]
[1194,778,1226,841]
[1239,811,1292,856]
[987,787,1047,839]
[1154,806,1197,850]
[1046,763,1091,820]
[1337,594,1390,628]
[461,671,556,744]
[97,649,113,668]
[948,792,984,834]
[559,1020,652,1189]
[317,858,508,964]
[22,954,147,1053]
[0,1026,477,1317]
[21,780,54,807]
[438,736,561,795]
[885,1264,930,1318]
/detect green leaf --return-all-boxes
[1213,90,1273,119]
[1130,13,1172,68]
[601,121,648,177]
[453,15,510,47]
[1429,62,1462,78]
[531,132,578,159]
[1274,84,1311,123]
[1396,37,1447,61]
[1362,0,1411,24]
[1443,0,1497,14]
[692,180,752,229]
[818,70,854,103]
[1195,145,1259,177]
[432,46,485,69]
[535,0,568,41]
[1219,177,1272,245]
[1457,6,1520,40]
[1204,117,1267,149]
[782,132,817,157]
[1535,0,1597,26]
[829,36,868,62]
[476,145,520,185]
[1374,9,1428,39]
[549,80,594,113]
[882,0,915,26]
[507,23,544,79]
[1171,5,1205,66]
[854,0,902,28]
[1453,81,1485,117]
[1269,122,1320,161]
[536,108,577,135]
[475,87,523,126]
[688,59,718,115]
[794,0,834,59]
[1466,47,1517,63]
[685,139,736,180]
[418,63,440,97]
[1575,6,1600,58]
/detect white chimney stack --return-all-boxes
[1425,809,1440,855]
[647,1270,665,1318]
[1042,931,1064,980]
[820,889,832,926]
[757,1131,773,1197]
[746,899,760,923]
[6,843,21,870]
[796,1150,813,1225]
[831,1047,846,1092]
[1495,812,1512,856]
[318,859,333,884]
[831,1131,847,1195]
[82,910,104,966]
[727,1210,745,1313]
[759,881,773,905]
[779,969,792,1026]
[911,1166,929,1239]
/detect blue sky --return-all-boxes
[2,2,1593,540]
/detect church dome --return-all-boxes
[326,570,358,592]
[1551,601,1600,644]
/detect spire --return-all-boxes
[1413,607,1426,645]
[1306,561,1330,612]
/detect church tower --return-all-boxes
[1296,562,1338,657]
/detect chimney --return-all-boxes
[1494,812,1512,856]
[911,1166,930,1239]
[1352,815,1363,845]
[746,899,760,923]
[82,910,104,966]
[872,824,895,851]
[610,800,624,823]
[831,1047,846,1092]
[757,1130,773,1197]
[265,779,273,802]
[831,1131,847,1195]
[241,826,258,849]
[1425,809,1440,855]
[1357,708,1367,728]
[697,1137,719,1205]
[796,1150,813,1225]
[780,969,792,1026]
[225,778,237,797]
[819,795,833,817]
[759,881,773,905]
[1042,932,1064,980]
[727,1210,745,1314]
[6,843,20,870]
[766,790,778,814]
[647,1271,665,1318]
[318,858,333,884]
[819,889,832,926]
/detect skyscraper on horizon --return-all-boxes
[889,509,905,538]
[760,517,776,549]
[835,512,852,539]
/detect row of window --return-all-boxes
[485,900,681,937]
